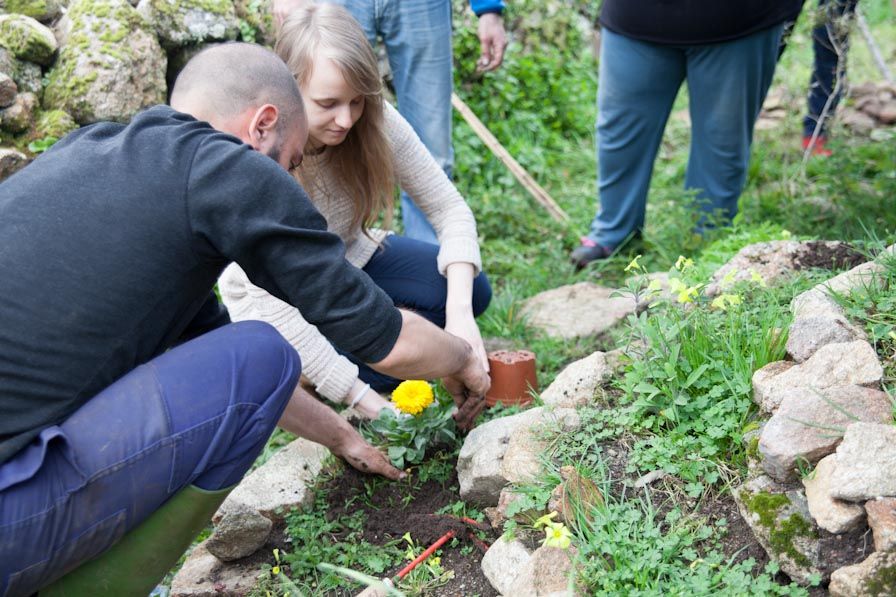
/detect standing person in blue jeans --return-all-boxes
[802,0,859,156]
[570,0,805,269]
[272,0,508,243]
[0,43,490,596]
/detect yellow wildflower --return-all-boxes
[719,268,738,289]
[749,269,767,287]
[711,293,742,311]
[533,511,559,529]
[675,256,694,271]
[781,229,792,239]
[391,380,434,416]
[543,522,573,549]
[624,254,643,272]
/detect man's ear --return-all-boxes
[246,104,280,147]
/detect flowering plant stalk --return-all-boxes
[362,381,457,468]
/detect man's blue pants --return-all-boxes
[0,321,300,596]
[584,25,784,249]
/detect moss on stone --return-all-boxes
[746,435,761,462]
[4,0,50,20]
[0,14,56,65]
[864,559,896,596]
[151,0,235,20]
[33,109,77,139]
[742,490,817,569]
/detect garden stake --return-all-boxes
[451,92,570,223]
[394,530,455,580]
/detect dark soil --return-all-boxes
[323,467,499,597]
[793,241,867,271]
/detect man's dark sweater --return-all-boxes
[0,106,402,464]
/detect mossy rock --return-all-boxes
[32,108,77,139]
[0,13,57,65]
[2,0,63,23]
[44,0,166,124]
[137,0,239,49]
[734,478,824,586]
[0,89,35,133]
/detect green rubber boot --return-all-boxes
[41,484,232,597]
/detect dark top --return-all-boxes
[0,106,402,464]
[600,0,804,45]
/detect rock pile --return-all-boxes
[840,81,896,134]
[0,0,271,179]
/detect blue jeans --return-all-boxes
[804,0,858,138]
[584,25,784,248]
[0,322,300,596]
[342,236,491,392]
[329,0,452,244]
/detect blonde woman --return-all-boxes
[219,3,491,418]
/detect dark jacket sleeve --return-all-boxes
[185,136,402,363]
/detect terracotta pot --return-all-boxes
[486,350,538,407]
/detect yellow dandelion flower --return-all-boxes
[624,254,643,272]
[675,256,694,271]
[391,380,434,416]
[543,522,572,549]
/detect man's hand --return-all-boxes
[332,432,406,480]
[271,0,311,27]
[442,346,490,432]
[476,12,507,72]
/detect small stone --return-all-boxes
[841,108,877,134]
[170,542,262,596]
[0,73,16,108]
[830,423,896,502]
[502,408,580,485]
[0,147,28,180]
[137,0,240,49]
[507,545,579,597]
[540,351,612,408]
[865,497,896,552]
[547,466,603,526]
[803,455,865,534]
[481,536,532,595]
[829,550,896,597]
[0,91,36,134]
[752,361,795,413]
[877,100,896,125]
[785,316,863,363]
[206,502,272,562]
[633,469,667,489]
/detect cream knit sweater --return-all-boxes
[219,102,482,403]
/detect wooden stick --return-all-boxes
[855,7,894,83]
[451,92,570,222]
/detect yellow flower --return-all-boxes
[533,511,559,529]
[711,293,742,311]
[391,380,434,416]
[624,254,643,272]
[749,269,767,287]
[720,268,738,289]
[675,256,694,271]
[542,522,572,549]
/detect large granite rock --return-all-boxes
[540,351,613,408]
[218,437,329,520]
[457,407,541,506]
[829,550,896,597]
[0,14,56,65]
[752,341,883,413]
[520,282,634,339]
[2,0,64,21]
[734,474,823,586]
[758,385,892,481]
[137,0,239,49]
[803,455,865,534]
[44,0,166,124]
[0,47,42,95]
[865,497,896,552]
[830,423,896,502]
[502,407,580,485]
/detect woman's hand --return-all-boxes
[344,378,399,419]
[445,308,489,374]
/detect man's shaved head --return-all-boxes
[171,42,304,129]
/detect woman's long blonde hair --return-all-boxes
[276,3,395,237]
